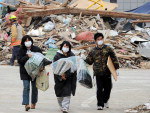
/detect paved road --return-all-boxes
[0,66,150,113]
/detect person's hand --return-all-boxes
[61,74,66,80]
[80,54,86,60]
[116,70,119,76]
[27,54,32,58]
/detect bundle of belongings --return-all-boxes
[25,52,51,91]
[52,56,93,89]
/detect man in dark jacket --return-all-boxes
[53,41,77,113]
[17,35,42,111]
[85,33,119,110]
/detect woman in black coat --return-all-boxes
[17,35,42,111]
[53,41,77,113]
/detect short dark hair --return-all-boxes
[94,33,104,40]
[21,35,33,48]
[60,41,72,53]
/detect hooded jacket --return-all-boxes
[53,50,77,97]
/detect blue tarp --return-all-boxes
[0,0,2,7]
[127,2,150,14]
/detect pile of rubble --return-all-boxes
[0,0,150,68]
[125,103,150,113]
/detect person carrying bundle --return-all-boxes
[85,33,119,110]
[53,41,77,113]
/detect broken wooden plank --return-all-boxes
[116,53,141,59]
[45,0,62,5]
[0,2,16,8]
[61,0,73,7]
[17,0,33,5]
[132,20,150,24]
[73,44,96,50]
[19,4,45,8]
[20,6,43,9]
[36,0,42,5]
[73,41,110,50]
[25,17,32,27]
[25,8,150,20]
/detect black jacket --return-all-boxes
[17,45,42,80]
[53,50,77,97]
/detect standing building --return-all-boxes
[107,0,149,11]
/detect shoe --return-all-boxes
[63,111,68,113]
[25,105,30,111]
[97,106,103,110]
[8,62,14,66]
[31,104,36,109]
[59,107,63,112]
[104,102,109,108]
[14,63,19,66]
[62,108,68,113]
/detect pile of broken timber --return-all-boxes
[0,0,150,20]
[1,0,150,69]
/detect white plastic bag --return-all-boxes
[77,59,93,89]
[52,56,80,75]
[52,56,93,88]
[43,21,55,32]
[36,69,49,91]
[27,27,45,36]
[25,53,45,81]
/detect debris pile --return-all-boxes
[0,0,150,69]
[125,103,150,113]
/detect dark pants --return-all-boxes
[96,75,112,107]
[22,80,38,105]
[10,46,20,65]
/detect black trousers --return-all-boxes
[10,46,20,65]
[96,75,112,107]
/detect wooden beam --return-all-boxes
[25,8,150,20]
[0,2,16,8]
[73,44,96,50]
[20,5,45,9]
[36,0,40,5]
[61,0,73,7]
[132,20,150,24]
[45,0,62,5]
[116,53,141,59]
[17,0,33,5]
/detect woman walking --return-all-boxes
[53,41,77,113]
[17,35,42,111]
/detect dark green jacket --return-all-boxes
[85,45,119,76]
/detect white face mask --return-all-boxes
[25,41,32,47]
[97,40,104,45]
[62,47,69,53]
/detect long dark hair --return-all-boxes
[60,41,72,53]
[21,35,33,48]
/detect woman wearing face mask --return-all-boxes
[17,35,42,111]
[53,41,77,113]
